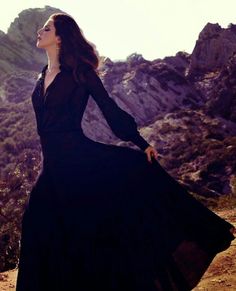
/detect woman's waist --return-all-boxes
[39,130,88,153]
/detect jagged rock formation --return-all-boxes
[0,6,62,75]
[82,55,201,144]
[188,22,236,77]
[204,53,236,122]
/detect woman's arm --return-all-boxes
[84,68,150,151]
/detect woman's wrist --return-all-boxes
[129,133,150,151]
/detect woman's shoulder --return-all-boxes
[82,65,102,84]
[73,64,100,89]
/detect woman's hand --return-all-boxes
[144,145,158,163]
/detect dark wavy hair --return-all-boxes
[50,13,100,83]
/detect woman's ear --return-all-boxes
[56,36,61,45]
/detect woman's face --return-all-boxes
[36,18,61,49]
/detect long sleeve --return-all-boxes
[84,68,150,151]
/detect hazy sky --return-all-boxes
[0,0,235,61]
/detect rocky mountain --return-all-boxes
[202,53,236,122]
[82,54,202,141]
[0,6,236,272]
[0,6,62,75]
[188,22,236,77]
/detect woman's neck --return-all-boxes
[46,49,60,72]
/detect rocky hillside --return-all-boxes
[0,6,62,75]
[188,22,236,76]
[0,6,236,272]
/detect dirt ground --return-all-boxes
[192,208,236,291]
[0,209,235,291]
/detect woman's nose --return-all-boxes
[37,28,42,35]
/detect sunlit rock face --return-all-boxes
[0,6,62,75]
[204,53,236,123]
[83,54,201,142]
[188,22,236,77]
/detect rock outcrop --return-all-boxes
[0,6,62,75]
[205,53,236,122]
[188,22,236,77]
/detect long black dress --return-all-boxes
[16,64,235,291]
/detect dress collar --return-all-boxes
[41,65,48,78]
[41,64,72,78]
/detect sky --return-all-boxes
[0,0,235,62]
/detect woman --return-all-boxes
[16,12,235,291]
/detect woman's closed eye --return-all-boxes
[44,26,50,31]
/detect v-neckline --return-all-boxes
[42,66,62,102]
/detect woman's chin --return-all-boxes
[36,42,44,49]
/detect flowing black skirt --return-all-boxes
[16,132,235,291]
